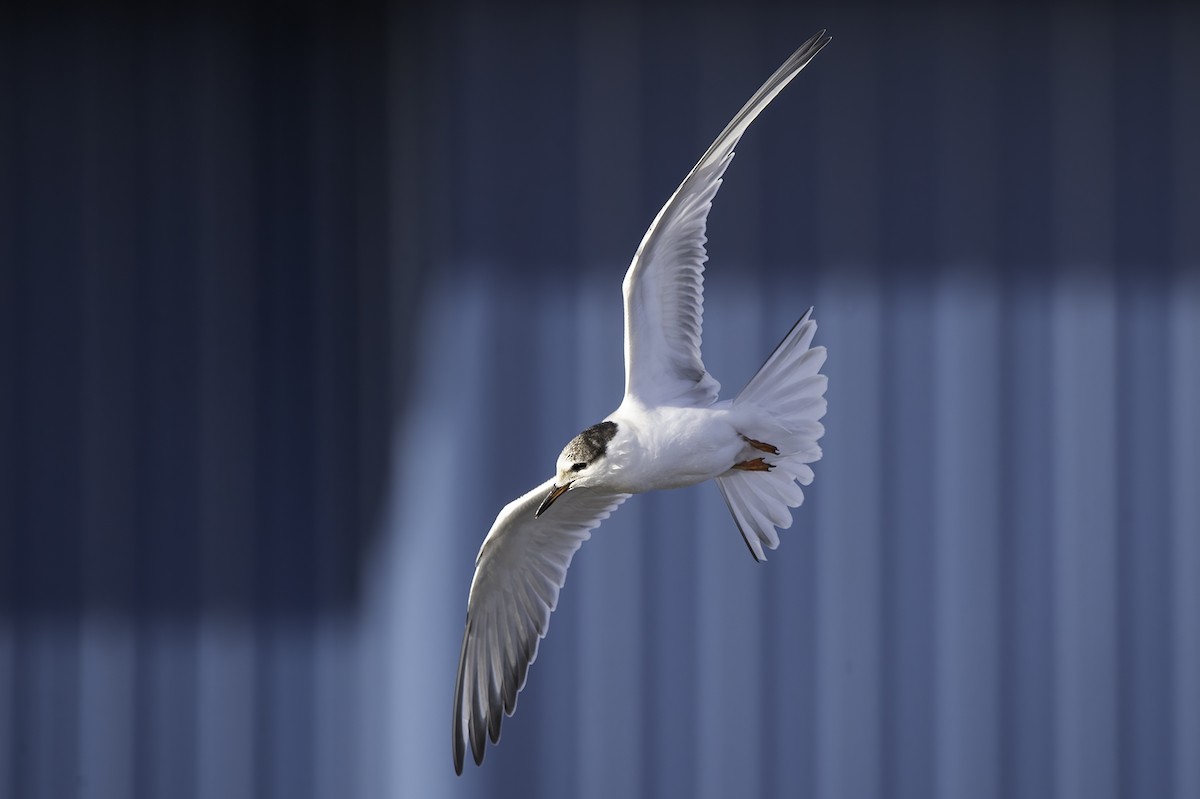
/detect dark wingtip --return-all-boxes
[453,677,465,772]
[470,719,486,768]
[453,701,466,774]
[452,620,473,775]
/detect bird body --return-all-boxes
[596,402,742,493]
[453,30,832,774]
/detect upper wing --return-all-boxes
[452,478,630,774]
[621,30,831,407]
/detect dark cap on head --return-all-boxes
[565,421,618,464]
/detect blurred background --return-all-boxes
[2,0,1198,797]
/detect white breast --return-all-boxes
[607,403,742,493]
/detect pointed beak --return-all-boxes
[535,481,572,517]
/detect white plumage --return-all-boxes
[454,30,831,774]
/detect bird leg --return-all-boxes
[741,436,780,455]
[733,457,773,472]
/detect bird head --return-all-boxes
[536,420,619,517]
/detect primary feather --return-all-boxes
[453,479,629,774]
[622,30,831,407]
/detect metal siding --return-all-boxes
[1,4,1198,799]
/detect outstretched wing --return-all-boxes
[621,30,831,407]
[453,478,630,774]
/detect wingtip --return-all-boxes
[470,720,486,769]
[452,620,479,775]
[453,665,466,774]
[807,28,832,49]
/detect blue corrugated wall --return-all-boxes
[2,2,1198,798]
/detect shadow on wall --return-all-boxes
[1,0,1191,621]
[0,2,409,620]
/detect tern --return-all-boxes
[453,30,831,774]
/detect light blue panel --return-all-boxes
[933,277,1000,799]
[998,281,1056,799]
[313,621,359,799]
[814,277,884,799]
[758,280,821,797]
[930,9,1001,794]
[1171,273,1200,799]
[809,15,885,799]
[1118,284,1174,799]
[573,269,645,799]
[694,287,768,799]
[1050,7,1118,798]
[573,499,645,799]
[1171,16,1200,799]
[195,621,257,799]
[374,273,491,799]
[24,626,81,799]
[571,8,648,791]
[640,490,702,799]
[573,7,645,772]
[78,618,135,799]
[261,627,315,799]
[1052,277,1118,799]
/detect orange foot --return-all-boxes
[741,436,780,455]
[733,457,773,472]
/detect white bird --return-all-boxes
[453,30,831,774]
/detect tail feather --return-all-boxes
[716,309,828,561]
[717,478,779,561]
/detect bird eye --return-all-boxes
[571,462,587,472]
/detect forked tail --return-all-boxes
[716,308,827,561]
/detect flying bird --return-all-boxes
[453,30,831,774]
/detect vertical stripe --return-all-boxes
[195,17,259,799]
[78,16,139,799]
[996,11,1057,799]
[932,278,1000,799]
[694,291,766,799]
[78,618,135,799]
[932,12,1000,799]
[1050,155,1121,799]
[1170,272,1200,799]
[0,11,14,786]
[376,275,490,798]
[23,626,80,799]
[196,621,256,799]
[877,10,939,795]
[574,281,644,799]
[1170,10,1200,798]
[574,9,644,790]
[0,625,10,799]
[813,279,884,799]
[1051,10,1118,799]
[813,17,884,799]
